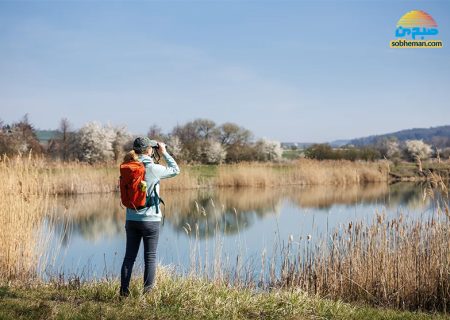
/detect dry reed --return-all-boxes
[0,155,389,196]
[215,159,389,188]
[268,209,450,311]
[178,172,449,312]
[181,208,450,312]
[0,154,54,280]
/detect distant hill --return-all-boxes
[281,142,314,149]
[329,139,350,148]
[349,125,450,148]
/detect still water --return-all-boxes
[41,182,434,280]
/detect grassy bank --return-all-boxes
[0,270,447,320]
[390,161,450,181]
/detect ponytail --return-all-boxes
[123,150,138,162]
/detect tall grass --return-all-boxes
[0,155,389,196]
[215,159,389,187]
[182,173,450,312]
[182,212,450,312]
[0,154,54,280]
[271,210,449,311]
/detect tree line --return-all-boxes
[2,115,445,164]
[304,138,445,162]
[0,116,282,164]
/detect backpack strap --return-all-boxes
[142,161,166,224]
[145,181,163,211]
[145,181,166,225]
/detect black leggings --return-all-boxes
[120,220,160,295]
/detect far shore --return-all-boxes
[2,156,450,196]
[2,157,391,195]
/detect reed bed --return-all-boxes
[270,210,450,311]
[181,206,450,312]
[181,174,449,312]
[0,194,51,280]
[0,154,54,280]
[0,154,199,195]
[0,155,389,196]
[215,159,389,188]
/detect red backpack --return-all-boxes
[119,161,146,209]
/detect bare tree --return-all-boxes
[0,115,44,155]
[112,125,132,161]
[147,124,165,141]
[218,122,251,146]
[172,118,257,163]
[192,119,217,140]
[167,135,182,159]
[171,120,210,162]
[59,118,72,160]
[217,122,252,162]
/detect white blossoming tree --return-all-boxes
[76,122,116,163]
[404,139,432,160]
[254,139,283,161]
[198,139,226,164]
[376,138,401,159]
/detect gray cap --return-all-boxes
[133,137,158,153]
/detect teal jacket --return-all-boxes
[126,151,180,222]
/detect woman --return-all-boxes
[120,136,180,296]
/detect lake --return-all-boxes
[40,182,434,281]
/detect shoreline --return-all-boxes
[1,272,447,320]
[1,157,392,195]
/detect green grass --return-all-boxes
[186,164,219,179]
[282,149,303,160]
[390,161,450,180]
[1,271,447,320]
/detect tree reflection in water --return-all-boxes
[48,182,427,241]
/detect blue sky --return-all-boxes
[0,0,449,142]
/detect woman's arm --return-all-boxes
[151,143,180,179]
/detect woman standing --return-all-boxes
[120,136,180,296]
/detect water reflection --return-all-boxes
[43,182,436,279]
[50,182,428,242]
[52,194,124,245]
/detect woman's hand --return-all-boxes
[158,142,167,153]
